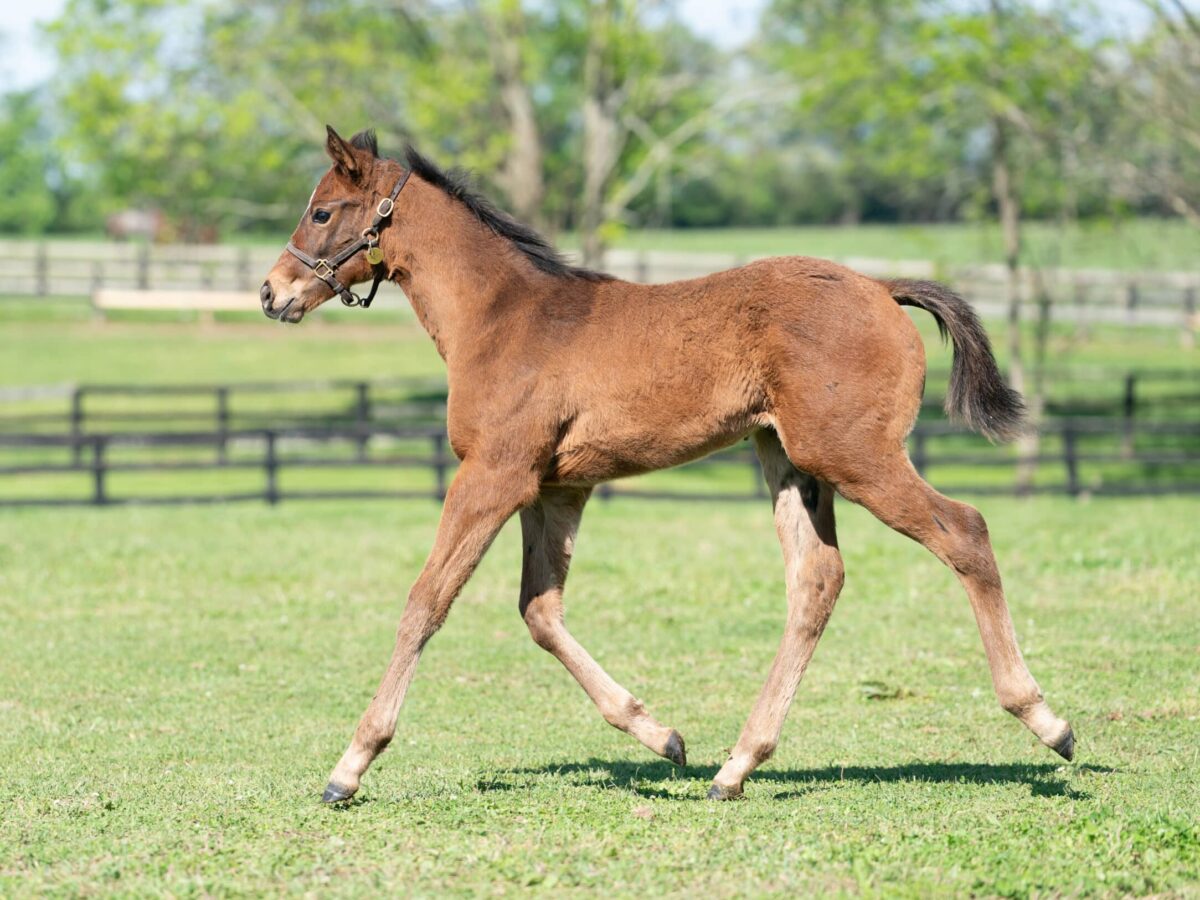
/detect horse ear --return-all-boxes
[325,125,363,180]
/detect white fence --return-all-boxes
[0,239,1197,329]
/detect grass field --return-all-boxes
[0,283,1197,893]
[211,217,1200,272]
[0,295,1195,388]
[588,218,1200,272]
[207,216,1200,271]
[0,496,1197,895]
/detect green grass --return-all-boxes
[0,298,441,386]
[1,296,1196,501]
[0,496,1197,895]
[51,216,1196,271]
[0,295,1194,390]
[568,218,1200,272]
[0,266,1197,892]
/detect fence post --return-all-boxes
[432,432,447,501]
[1073,276,1091,342]
[355,382,371,461]
[912,430,928,478]
[1122,373,1136,459]
[1062,423,1080,498]
[35,242,48,296]
[70,387,85,466]
[237,246,252,290]
[215,387,230,464]
[264,431,279,505]
[635,251,649,283]
[136,243,150,290]
[91,437,108,506]
[1184,287,1197,351]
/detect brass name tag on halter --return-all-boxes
[365,245,384,265]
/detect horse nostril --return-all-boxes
[260,282,274,308]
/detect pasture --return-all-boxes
[0,295,1197,895]
[586,218,1200,273]
[0,497,1197,895]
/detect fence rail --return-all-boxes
[2,370,1196,438]
[1,417,1197,507]
[1,373,1197,506]
[2,240,1198,330]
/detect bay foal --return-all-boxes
[261,128,1074,802]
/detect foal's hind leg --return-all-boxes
[709,429,844,800]
[519,485,685,766]
[835,452,1074,759]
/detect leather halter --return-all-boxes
[285,169,410,308]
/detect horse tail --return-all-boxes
[886,278,1027,444]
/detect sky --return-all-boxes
[0,0,1158,91]
[0,0,767,91]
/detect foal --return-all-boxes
[261,128,1074,802]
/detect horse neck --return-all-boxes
[380,175,545,363]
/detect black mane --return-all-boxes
[347,129,612,283]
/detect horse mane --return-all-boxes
[348,129,613,283]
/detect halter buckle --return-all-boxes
[313,259,335,279]
[376,197,395,218]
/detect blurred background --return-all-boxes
[0,0,1197,503]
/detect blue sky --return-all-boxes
[0,1,767,90]
[0,0,1153,92]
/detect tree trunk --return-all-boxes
[484,3,546,227]
[991,115,1039,493]
[581,0,620,269]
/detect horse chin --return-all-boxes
[280,303,307,324]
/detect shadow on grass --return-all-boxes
[477,759,1114,801]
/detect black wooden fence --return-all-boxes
[1,417,1197,507]
[1,371,1197,506]
[2,369,1196,440]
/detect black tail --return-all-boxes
[886,278,1027,443]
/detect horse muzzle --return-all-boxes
[260,281,305,323]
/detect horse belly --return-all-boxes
[548,394,768,486]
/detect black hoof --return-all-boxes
[1051,726,1075,762]
[706,783,743,801]
[663,730,687,768]
[321,781,356,804]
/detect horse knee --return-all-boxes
[521,597,561,651]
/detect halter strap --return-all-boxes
[285,168,411,309]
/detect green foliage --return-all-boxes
[0,91,65,234]
[1,0,1196,235]
[756,0,1114,224]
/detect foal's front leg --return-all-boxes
[519,486,686,766]
[322,459,538,802]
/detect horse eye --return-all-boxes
[312,209,331,224]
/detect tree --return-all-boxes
[1107,1,1200,229]
[0,90,64,234]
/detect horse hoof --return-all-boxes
[663,730,687,767]
[321,781,356,804]
[706,783,742,801]
[1050,726,1075,762]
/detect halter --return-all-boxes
[285,169,411,308]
